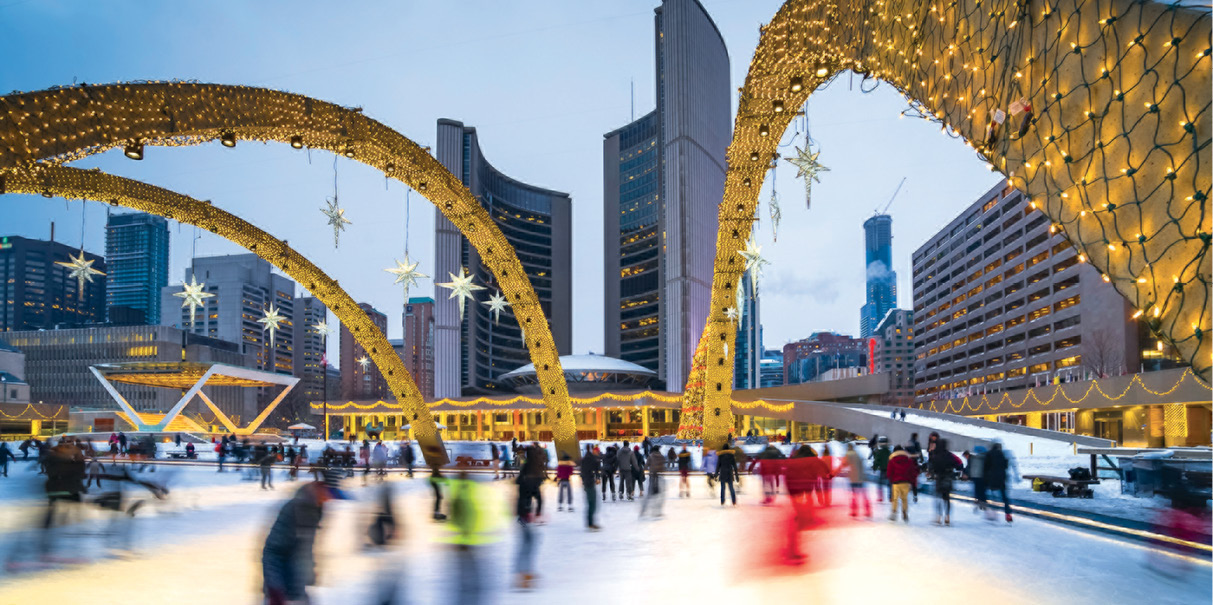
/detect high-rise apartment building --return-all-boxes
[782,332,869,385]
[911,182,1141,404]
[860,214,897,338]
[293,296,328,405]
[603,0,731,391]
[160,254,295,376]
[341,302,389,400]
[397,297,435,400]
[105,212,169,325]
[733,274,761,389]
[434,119,572,397]
[0,235,106,331]
[873,308,915,404]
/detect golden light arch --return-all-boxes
[5,164,457,459]
[684,0,1211,447]
[0,82,580,459]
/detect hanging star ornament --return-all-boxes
[483,290,510,325]
[724,306,739,324]
[768,185,782,242]
[320,196,352,248]
[173,275,215,327]
[356,355,371,371]
[311,319,334,338]
[257,304,287,347]
[55,250,105,296]
[436,267,486,322]
[784,144,829,209]
[384,254,427,300]
[737,238,771,300]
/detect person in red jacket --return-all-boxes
[886,446,919,523]
[780,445,822,562]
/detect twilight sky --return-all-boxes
[0,0,1002,365]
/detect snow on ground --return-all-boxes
[0,465,1207,604]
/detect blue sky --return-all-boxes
[0,0,1002,365]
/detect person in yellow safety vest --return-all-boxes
[439,471,502,603]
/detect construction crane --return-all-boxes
[876,177,906,215]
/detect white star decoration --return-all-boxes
[320,196,352,248]
[724,307,739,324]
[784,144,829,209]
[173,275,215,327]
[55,251,105,296]
[483,290,510,325]
[311,319,334,338]
[356,355,371,371]
[738,238,770,300]
[385,254,427,300]
[257,304,286,347]
[436,267,486,322]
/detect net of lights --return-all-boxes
[687,0,1210,449]
[0,82,582,460]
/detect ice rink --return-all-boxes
[0,463,1208,604]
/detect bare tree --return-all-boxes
[1082,330,1123,378]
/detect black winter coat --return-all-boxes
[716,450,739,482]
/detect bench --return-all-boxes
[1024,474,1099,498]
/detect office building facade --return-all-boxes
[4,325,251,418]
[293,296,328,405]
[434,119,572,397]
[603,0,731,391]
[782,332,869,385]
[873,308,915,404]
[160,254,296,377]
[397,297,436,400]
[0,235,106,331]
[105,212,169,325]
[911,182,1141,404]
[341,302,389,400]
[860,214,897,338]
[733,274,761,389]
[759,349,785,388]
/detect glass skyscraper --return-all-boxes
[603,0,731,390]
[434,119,572,397]
[733,273,761,389]
[860,214,897,338]
[106,212,169,325]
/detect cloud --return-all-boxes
[866,260,894,280]
[761,269,840,305]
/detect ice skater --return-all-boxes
[886,445,918,523]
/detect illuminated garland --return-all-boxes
[0,403,65,420]
[311,390,684,412]
[689,0,1211,450]
[920,367,1210,414]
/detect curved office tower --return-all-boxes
[860,214,898,338]
[434,119,572,397]
[604,0,731,390]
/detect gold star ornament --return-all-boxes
[173,275,215,326]
[784,144,829,209]
[55,250,105,296]
[437,267,486,322]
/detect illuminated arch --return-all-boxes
[3,165,457,457]
[0,82,580,458]
[684,0,1210,447]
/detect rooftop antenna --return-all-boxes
[876,177,907,215]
